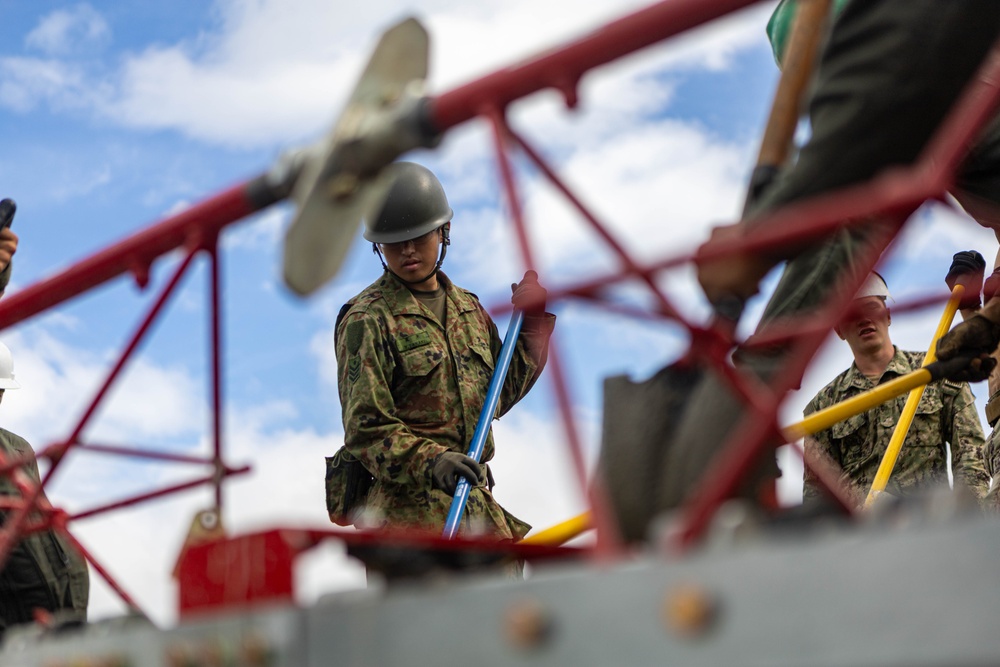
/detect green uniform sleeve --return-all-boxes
[802,397,828,501]
[947,383,991,499]
[802,396,862,505]
[493,311,555,418]
[767,0,851,68]
[802,433,832,502]
[336,310,449,488]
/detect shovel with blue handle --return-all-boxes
[442,304,526,539]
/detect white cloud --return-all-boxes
[25,4,111,57]
[50,164,113,201]
[0,57,93,113]
[0,328,204,448]
[108,48,356,147]
[221,202,292,251]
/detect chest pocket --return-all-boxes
[831,412,873,464]
[398,345,444,377]
[831,413,866,440]
[877,387,944,448]
[469,338,495,372]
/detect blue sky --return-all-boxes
[0,0,995,625]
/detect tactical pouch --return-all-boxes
[325,448,374,526]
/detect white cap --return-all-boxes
[0,341,20,390]
[855,272,891,301]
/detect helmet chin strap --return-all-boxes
[372,227,449,287]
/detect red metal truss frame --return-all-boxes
[0,0,996,616]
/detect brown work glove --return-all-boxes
[431,452,485,496]
[511,270,547,317]
[696,222,776,312]
[936,314,1000,381]
[945,250,986,310]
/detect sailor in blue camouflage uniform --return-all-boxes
[329,162,555,541]
[804,273,990,506]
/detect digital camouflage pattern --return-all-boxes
[335,271,554,539]
[804,348,990,505]
[981,416,1000,511]
[0,428,88,633]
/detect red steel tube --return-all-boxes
[0,177,263,332]
[70,466,250,521]
[430,0,766,129]
[74,443,220,466]
[44,247,200,488]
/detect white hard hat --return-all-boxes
[855,272,891,301]
[0,342,21,390]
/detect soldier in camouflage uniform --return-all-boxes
[0,342,88,637]
[803,274,989,506]
[332,162,554,541]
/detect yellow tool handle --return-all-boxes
[863,285,964,507]
[785,368,933,441]
[520,512,592,546]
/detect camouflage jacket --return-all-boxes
[803,348,989,504]
[335,271,555,538]
[0,428,89,633]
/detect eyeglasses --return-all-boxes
[378,229,439,252]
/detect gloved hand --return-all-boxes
[431,452,485,496]
[985,267,1000,302]
[936,314,1000,381]
[511,270,547,316]
[945,250,986,309]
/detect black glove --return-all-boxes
[511,270,547,317]
[431,452,485,496]
[946,250,986,309]
[936,314,1000,381]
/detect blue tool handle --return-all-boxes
[443,308,525,538]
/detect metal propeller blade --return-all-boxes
[283,17,433,296]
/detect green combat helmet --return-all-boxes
[364,162,454,284]
[766,0,849,68]
[363,162,453,244]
